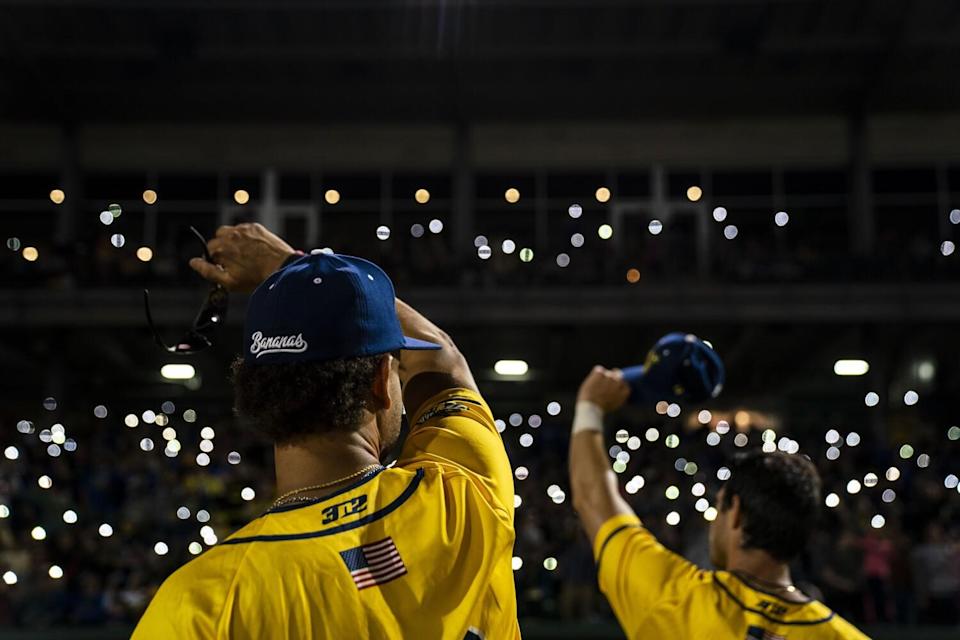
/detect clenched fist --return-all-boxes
[577,365,630,413]
[189,223,296,293]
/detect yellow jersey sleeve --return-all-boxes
[593,513,708,630]
[131,561,223,638]
[397,387,513,517]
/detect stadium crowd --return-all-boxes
[1,399,957,630]
[3,210,959,291]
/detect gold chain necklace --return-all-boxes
[272,464,382,509]
[733,570,798,593]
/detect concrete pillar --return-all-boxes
[451,122,474,261]
[534,168,548,253]
[260,169,279,231]
[54,123,80,246]
[848,111,876,256]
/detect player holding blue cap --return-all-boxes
[133,224,519,639]
[569,355,869,639]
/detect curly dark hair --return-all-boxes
[231,355,382,444]
[720,450,821,562]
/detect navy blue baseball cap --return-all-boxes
[622,332,725,405]
[243,253,441,364]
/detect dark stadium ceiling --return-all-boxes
[0,0,959,122]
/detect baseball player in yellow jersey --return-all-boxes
[132,224,519,639]
[569,366,870,640]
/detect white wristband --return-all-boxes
[572,400,604,434]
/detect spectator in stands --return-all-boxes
[861,525,895,623]
[911,523,960,626]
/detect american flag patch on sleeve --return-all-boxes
[339,537,407,590]
[746,626,786,640]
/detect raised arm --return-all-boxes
[570,366,705,633]
[393,299,478,417]
[569,365,634,543]
[188,223,478,417]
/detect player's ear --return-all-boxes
[729,494,743,531]
[369,354,393,412]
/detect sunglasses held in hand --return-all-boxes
[143,226,229,354]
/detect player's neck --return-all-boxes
[273,423,382,498]
[726,549,792,589]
